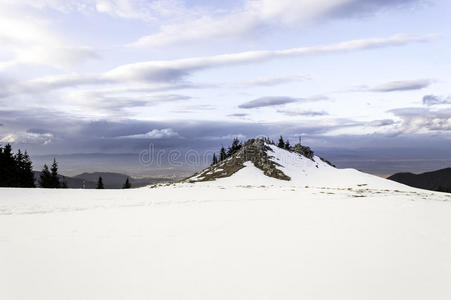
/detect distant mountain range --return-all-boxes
[33,171,172,189]
[388,168,451,192]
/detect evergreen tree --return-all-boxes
[97,176,104,189]
[39,164,52,188]
[219,146,227,161]
[123,177,131,189]
[50,158,61,188]
[277,136,285,148]
[211,153,218,165]
[14,149,34,187]
[227,138,242,157]
[284,139,290,150]
[0,144,16,187]
[0,145,35,187]
[14,149,24,184]
[22,151,36,187]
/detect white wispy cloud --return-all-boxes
[389,107,451,133]
[117,128,180,139]
[2,34,434,97]
[233,75,308,88]
[0,1,100,70]
[370,79,433,92]
[277,109,329,117]
[129,0,424,48]
[239,97,299,109]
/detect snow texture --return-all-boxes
[1,145,451,299]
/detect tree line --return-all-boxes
[0,143,132,189]
[211,138,243,165]
[211,136,295,165]
[0,144,35,187]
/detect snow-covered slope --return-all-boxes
[1,186,450,300]
[1,140,450,300]
[192,143,414,191]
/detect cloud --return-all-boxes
[368,119,396,127]
[66,91,191,114]
[1,34,434,99]
[171,105,217,114]
[129,0,424,48]
[0,134,16,143]
[277,109,328,117]
[370,79,433,92]
[0,132,53,144]
[389,107,451,132]
[227,113,248,118]
[117,128,180,139]
[233,75,308,88]
[423,95,451,106]
[239,97,299,109]
[239,94,331,109]
[0,108,372,154]
[120,34,435,82]
[0,2,100,70]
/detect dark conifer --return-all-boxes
[39,164,52,188]
[277,136,285,148]
[212,153,218,165]
[219,146,227,161]
[0,144,16,186]
[123,177,131,189]
[97,176,104,189]
[50,158,61,188]
[227,138,242,157]
[284,139,290,150]
[22,151,35,187]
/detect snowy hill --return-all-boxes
[185,138,412,191]
[1,139,451,300]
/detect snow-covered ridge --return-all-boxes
[185,139,414,191]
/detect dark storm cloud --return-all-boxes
[27,128,53,134]
[0,107,365,154]
[239,97,299,109]
[3,107,451,177]
[423,95,451,106]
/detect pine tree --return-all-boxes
[22,151,36,187]
[277,136,285,148]
[50,158,61,188]
[97,176,104,189]
[227,138,242,157]
[284,139,290,150]
[0,145,35,187]
[0,145,4,186]
[39,164,52,188]
[211,153,218,165]
[0,144,16,187]
[219,146,227,161]
[123,177,131,189]
[14,149,24,186]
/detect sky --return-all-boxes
[0,0,451,177]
